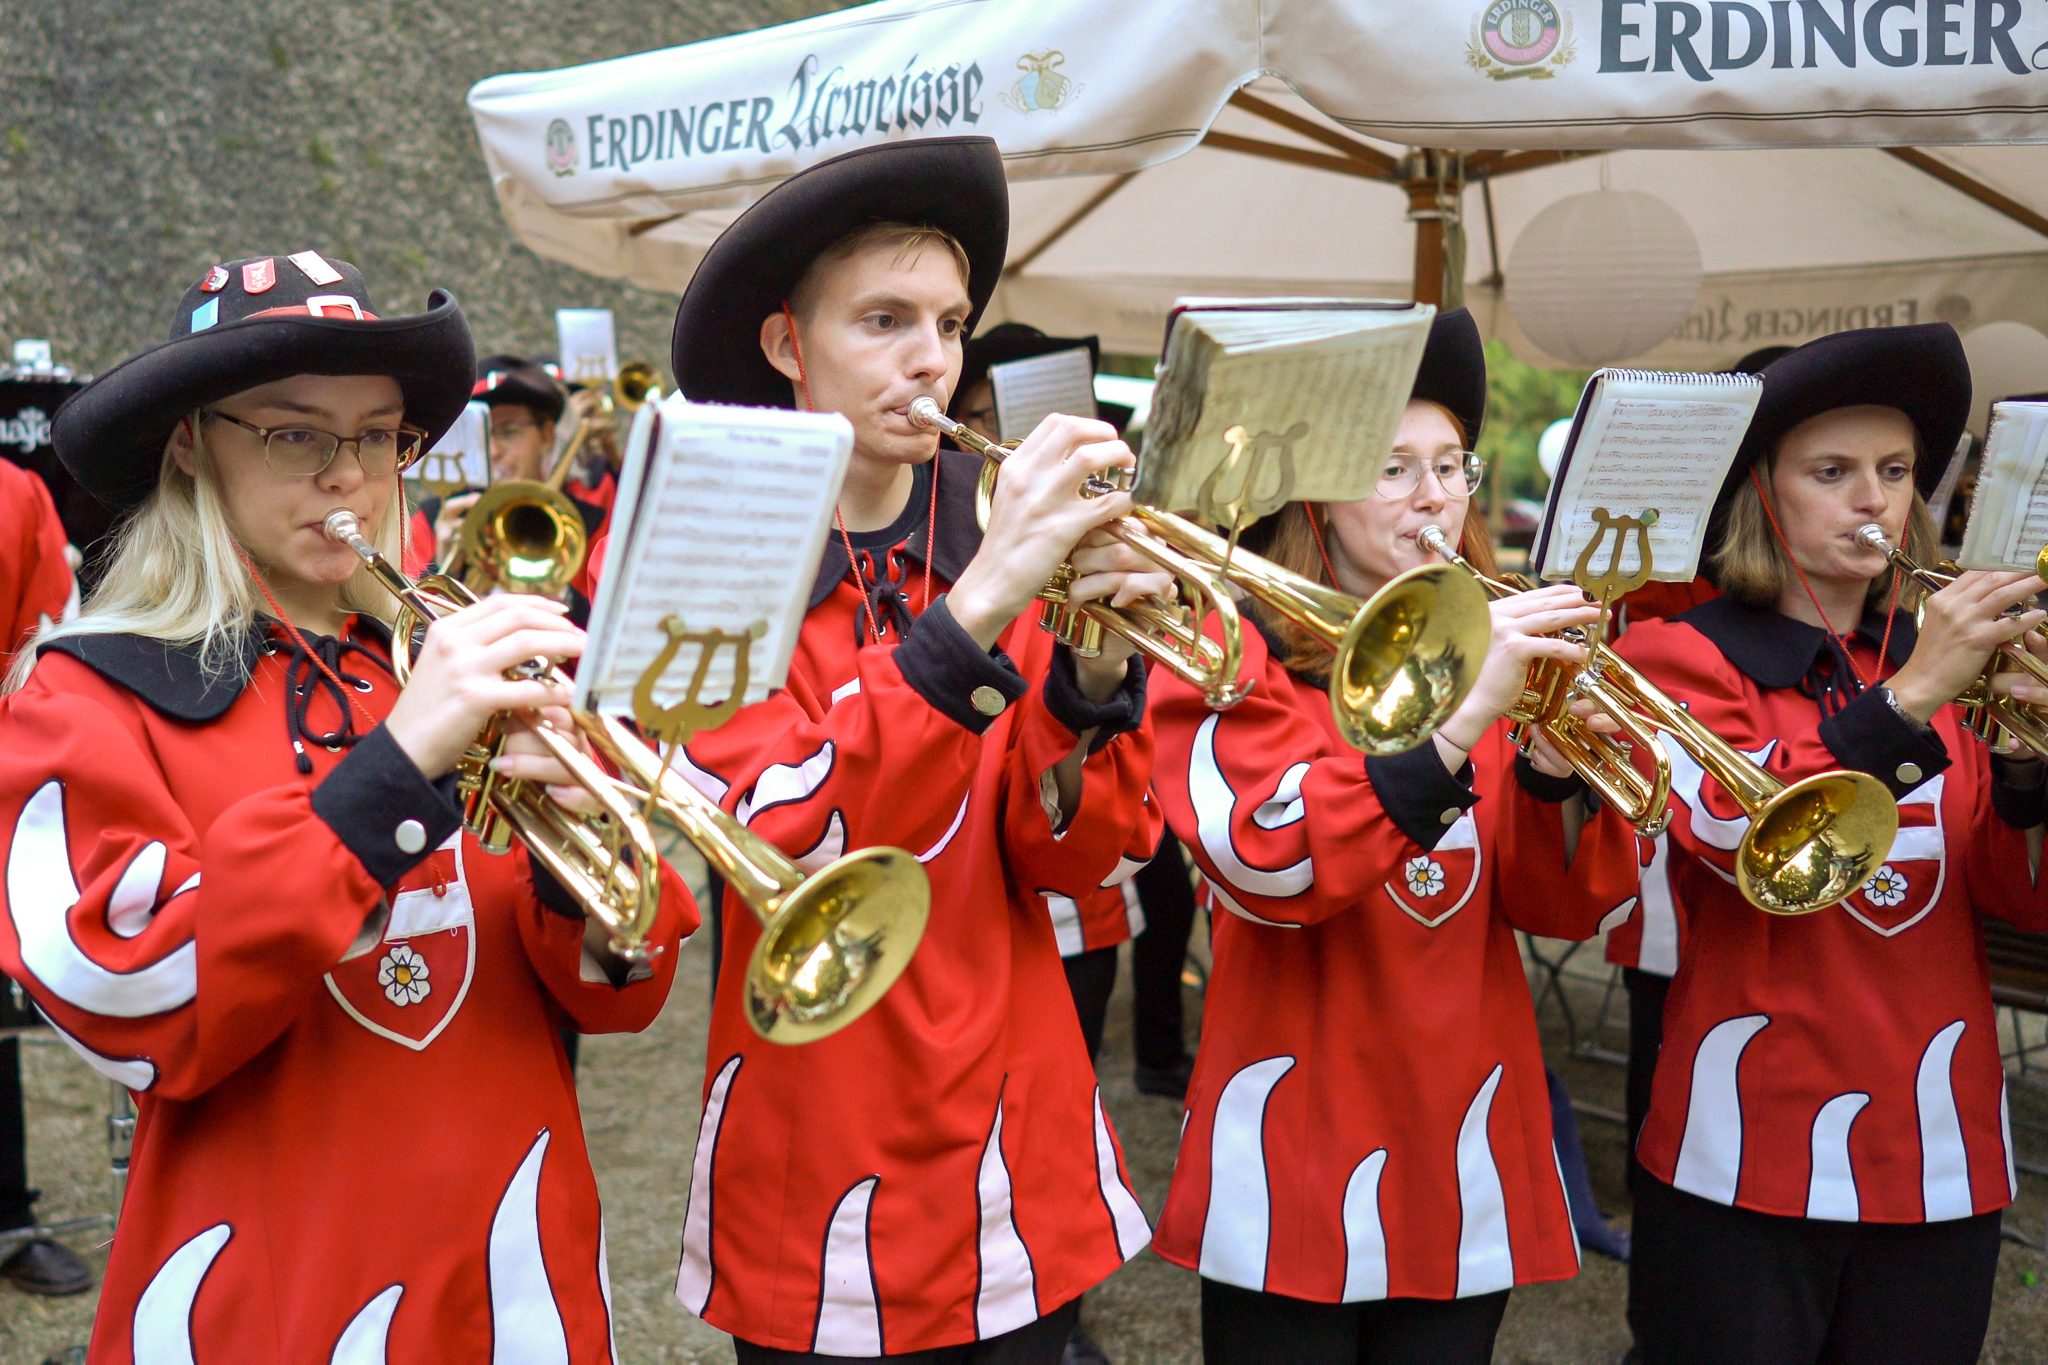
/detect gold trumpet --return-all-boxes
[449,363,663,599]
[1856,523,2048,757]
[325,509,931,1044]
[911,397,1491,754]
[1418,525,1675,836]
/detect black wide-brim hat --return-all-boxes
[1410,306,1487,447]
[475,352,566,425]
[673,137,1010,409]
[1715,323,1970,518]
[54,252,474,512]
[950,322,1101,420]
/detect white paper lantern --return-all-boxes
[1507,190,1703,369]
[1960,320,2048,436]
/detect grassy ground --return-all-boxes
[5,924,2047,1363]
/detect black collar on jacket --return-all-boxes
[806,451,985,611]
[40,616,395,722]
[1673,593,1917,690]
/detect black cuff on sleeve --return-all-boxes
[1365,743,1479,852]
[1044,645,1148,754]
[1818,686,1951,800]
[1992,755,2047,830]
[895,594,1030,735]
[1514,751,1587,804]
[311,723,465,888]
[529,858,588,920]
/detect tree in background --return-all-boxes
[1477,339,1591,510]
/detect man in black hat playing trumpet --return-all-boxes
[663,136,1166,1362]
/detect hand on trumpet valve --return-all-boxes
[1525,697,1625,778]
[1886,569,2048,721]
[947,412,1136,649]
[1434,585,1605,760]
[493,707,605,815]
[383,594,585,780]
[1062,529,1179,684]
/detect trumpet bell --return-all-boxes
[745,847,933,1045]
[1333,564,1492,756]
[1738,770,1900,916]
[456,480,590,597]
[615,361,661,412]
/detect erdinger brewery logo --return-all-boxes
[544,117,577,176]
[1469,0,1577,80]
[1000,50,1082,114]
[1,406,51,455]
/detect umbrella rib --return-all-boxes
[1005,172,1141,276]
[1884,148,2048,242]
[1225,90,1400,178]
[1200,131,1393,181]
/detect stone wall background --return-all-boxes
[0,0,856,379]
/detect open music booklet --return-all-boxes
[1957,402,2048,573]
[1530,369,1763,583]
[991,347,1097,441]
[574,399,854,728]
[1136,298,1434,525]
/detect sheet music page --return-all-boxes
[990,347,1097,441]
[555,308,617,385]
[410,401,491,496]
[575,400,853,718]
[1958,403,2048,572]
[1925,432,1973,538]
[1136,302,1432,521]
[1534,370,1762,583]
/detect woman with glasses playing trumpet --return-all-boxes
[0,255,696,1361]
[1612,325,2048,1365]
[1144,310,1643,1364]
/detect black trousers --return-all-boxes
[0,1036,31,1229]
[1201,1279,1510,1364]
[1622,966,1670,1196]
[733,1296,1079,1365]
[1062,945,1119,1061]
[1628,1174,2002,1365]
[1128,838,1198,1069]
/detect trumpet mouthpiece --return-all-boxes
[908,396,952,430]
[1855,523,1891,551]
[323,509,363,543]
[1418,525,1449,554]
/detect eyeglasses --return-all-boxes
[206,410,424,477]
[1377,451,1486,501]
[489,420,536,444]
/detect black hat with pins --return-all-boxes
[672,137,1010,410]
[53,252,474,512]
[474,353,567,425]
[1409,307,1488,447]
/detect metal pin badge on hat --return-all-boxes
[199,266,230,294]
[241,258,277,294]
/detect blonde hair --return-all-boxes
[1709,448,1938,615]
[789,220,973,320]
[1253,404,1499,675]
[7,415,404,693]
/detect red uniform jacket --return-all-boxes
[0,618,696,1362]
[668,453,1161,1354]
[1616,597,2047,1224]
[0,458,74,662]
[1147,620,1639,1302]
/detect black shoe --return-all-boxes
[1133,1054,1194,1099]
[1063,1326,1111,1365]
[2,1238,93,1296]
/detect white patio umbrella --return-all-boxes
[467,0,2048,368]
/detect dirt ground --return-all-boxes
[4,919,2046,1363]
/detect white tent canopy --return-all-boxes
[468,0,2048,367]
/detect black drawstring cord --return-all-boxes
[274,629,396,774]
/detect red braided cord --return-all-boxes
[1304,503,1340,587]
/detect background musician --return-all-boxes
[0,455,91,1298]
[1615,324,2048,1364]
[664,136,1164,1364]
[0,255,696,1358]
[1144,308,1641,1363]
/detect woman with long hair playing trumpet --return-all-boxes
[0,256,695,1360]
[1613,325,2048,1365]
[1144,309,1642,1363]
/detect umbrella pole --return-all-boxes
[1402,149,1466,309]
